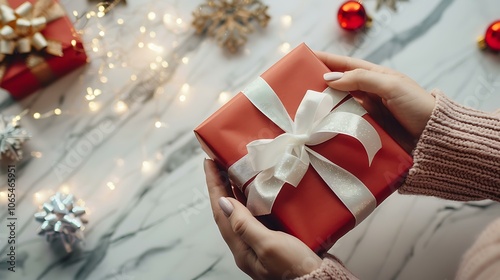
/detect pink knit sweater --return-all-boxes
[297,90,500,280]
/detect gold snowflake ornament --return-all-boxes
[192,0,270,53]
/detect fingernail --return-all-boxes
[323,72,343,81]
[218,197,234,217]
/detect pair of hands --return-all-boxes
[204,53,435,279]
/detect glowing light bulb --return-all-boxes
[31,151,43,158]
[60,185,70,194]
[154,121,162,128]
[114,101,128,113]
[279,42,291,53]
[181,57,189,64]
[148,12,156,21]
[54,108,62,115]
[218,91,231,104]
[33,112,41,119]
[141,161,152,173]
[179,95,186,102]
[117,18,124,25]
[147,43,163,53]
[89,101,100,112]
[181,83,190,92]
[34,192,44,204]
[107,182,116,190]
[281,15,292,27]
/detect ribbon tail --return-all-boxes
[46,40,63,57]
[60,233,73,254]
[242,77,294,132]
[246,170,286,216]
[307,148,376,225]
[322,87,349,105]
[333,97,368,116]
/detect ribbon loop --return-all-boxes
[1,5,16,24]
[14,2,32,17]
[15,18,31,35]
[229,77,382,224]
[31,16,46,32]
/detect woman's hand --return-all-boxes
[316,52,435,151]
[204,159,322,279]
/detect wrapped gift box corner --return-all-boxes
[1,0,88,100]
[194,43,413,253]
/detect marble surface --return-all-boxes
[0,0,499,279]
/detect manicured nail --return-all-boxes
[323,72,343,81]
[218,197,234,217]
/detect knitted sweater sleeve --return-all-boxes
[399,90,500,200]
[294,254,359,280]
[296,90,500,280]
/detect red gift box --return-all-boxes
[195,43,413,253]
[0,0,88,99]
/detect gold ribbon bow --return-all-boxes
[0,0,65,80]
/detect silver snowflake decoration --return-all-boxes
[192,0,270,53]
[0,115,30,161]
[34,192,88,253]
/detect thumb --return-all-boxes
[219,197,271,251]
[324,69,402,100]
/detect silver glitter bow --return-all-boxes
[34,192,87,253]
[0,114,30,161]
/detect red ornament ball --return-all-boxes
[337,1,368,31]
[485,20,500,52]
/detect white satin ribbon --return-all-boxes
[228,77,381,225]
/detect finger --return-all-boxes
[224,197,273,255]
[324,69,403,100]
[204,159,232,200]
[204,159,243,250]
[315,51,399,76]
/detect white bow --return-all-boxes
[229,77,381,224]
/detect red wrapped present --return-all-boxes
[195,43,413,253]
[0,0,88,99]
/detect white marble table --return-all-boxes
[0,0,499,279]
